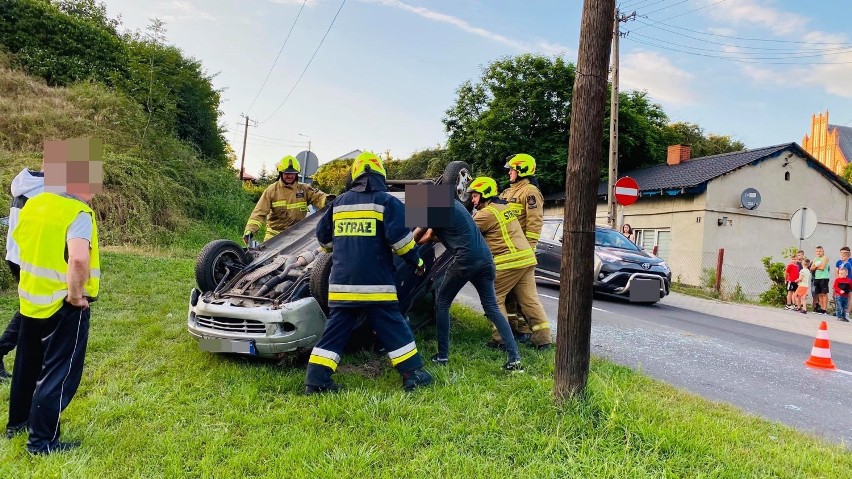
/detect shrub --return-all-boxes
[700,267,716,289]
[759,255,787,305]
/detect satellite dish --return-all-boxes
[741,188,761,210]
[295,150,320,184]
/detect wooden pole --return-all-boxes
[606,8,620,231]
[239,115,250,181]
[555,0,617,400]
[715,248,724,293]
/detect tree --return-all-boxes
[386,147,448,180]
[663,122,744,158]
[312,159,353,194]
[444,54,575,193]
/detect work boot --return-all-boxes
[401,369,432,392]
[27,441,81,455]
[303,383,342,395]
[514,333,532,344]
[0,356,10,381]
[485,340,506,351]
[430,354,448,366]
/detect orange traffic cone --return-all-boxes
[805,321,837,370]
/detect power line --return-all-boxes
[629,31,852,58]
[640,0,691,17]
[634,17,852,46]
[619,0,666,10]
[633,19,852,52]
[626,36,852,64]
[246,0,308,114]
[632,0,728,32]
[260,0,347,124]
[247,132,309,144]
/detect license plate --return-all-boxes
[199,337,257,355]
[630,279,660,302]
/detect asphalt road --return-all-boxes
[457,283,852,446]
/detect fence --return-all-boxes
[666,249,773,303]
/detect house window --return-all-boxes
[785,171,790,181]
[634,229,671,261]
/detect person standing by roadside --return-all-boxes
[0,166,44,381]
[835,247,852,320]
[621,223,635,243]
[7,138,102,454]
[795,259,812,314]
[784,255,800,310]
[811,246,830,314]
[833,267,852,322]
[796,250,805,271]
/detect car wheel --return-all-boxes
[195,239,249,292]
[310,252,333,315]
[442,161,473,204]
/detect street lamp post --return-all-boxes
[298,133,311,183]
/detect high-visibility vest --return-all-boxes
[476,203,537,271]
[13,193,100,319]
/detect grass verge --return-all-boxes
[0,251,849,478]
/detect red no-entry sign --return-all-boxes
[614,176,639,206]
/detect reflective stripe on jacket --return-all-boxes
[473,200,536,271]
[499,178,543,249]
[13,193,100,318]
[245,180,328,241]
[315,174,420,306]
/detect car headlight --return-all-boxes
[658,261,668,270]
[596,251,621,262]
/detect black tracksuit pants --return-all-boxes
[0,260,22,357]
[7,302,90,453]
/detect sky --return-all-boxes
[101,0,852,177]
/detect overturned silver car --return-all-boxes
[187,162,473,359]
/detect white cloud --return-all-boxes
[267,0,319,5]
[359,0,571,56]
[158,0,217,23]
[708,0,807,35]
[620,50,695,106]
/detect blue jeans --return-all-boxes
[835,295,848,319]
[435,260,520,362]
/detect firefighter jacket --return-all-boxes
[473,199,537,271]
[499,178,543,249]
[315,173,421,307]
[14,193,101,319]
[245,180,328,241]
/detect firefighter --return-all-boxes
[304,152,432,394]
[499,153,545,343]
[469,176,552,349]
[243,155,330,244]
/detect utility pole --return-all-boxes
[238,114,257,181]
[607,9,636,231]
[555,0,616,400]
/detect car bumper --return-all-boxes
[595,271,670,301]
[187,289,327,358]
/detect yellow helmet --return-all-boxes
[504,153,536,177]
[351,151,387,180]
[276,155,301,174]
[466,176,499,199]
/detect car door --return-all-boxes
[535,220,562,281]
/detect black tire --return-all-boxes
[310,253,333,315]
[195,240,249,292]
[442,161,473,204]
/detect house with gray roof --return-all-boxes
[544,142,852,297]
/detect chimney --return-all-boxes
[667,144,691,165]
